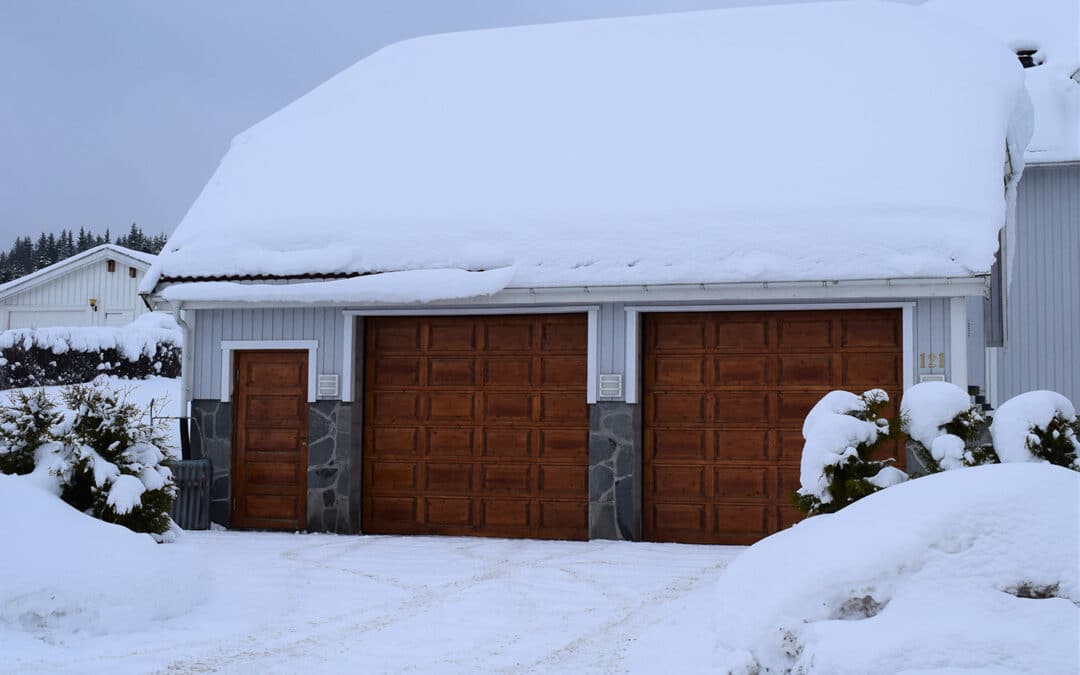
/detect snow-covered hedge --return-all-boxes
[794,389,906,515]
[0,475,207,636]
[716,464,1080,674]
[0,312,181,388]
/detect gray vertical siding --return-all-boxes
[191,298,957,402]
[992,164,1080,404]
[597,302,626,383]
[192,307,344,399]
[915,297,950,381]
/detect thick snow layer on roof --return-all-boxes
[927,0,1080,163]
[147,1,1031,300]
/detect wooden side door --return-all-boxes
[232,350,309,530]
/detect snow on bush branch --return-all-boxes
[799,383,1080,516]
[0,312,181,388]
[900,381,989,472]
[991,391,1080,470]
[794,389,907,515]
[0,378,177,539]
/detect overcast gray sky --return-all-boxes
[0,0,822,244]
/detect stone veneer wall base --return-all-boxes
[588,402,641,540]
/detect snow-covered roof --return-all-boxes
[145,1,1032,304]
[926,0,1080,164]
[0,244,156,301]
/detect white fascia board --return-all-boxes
[169,276,989,311]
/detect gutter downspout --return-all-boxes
[171,304,195,460]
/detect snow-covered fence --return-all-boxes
[0,313,181,389]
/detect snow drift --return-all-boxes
[714,463,1080,674]
[0,475,209,636]
[144,1,1032,302]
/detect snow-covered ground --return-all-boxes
[0,533,738,674]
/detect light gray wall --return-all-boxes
[191,307,344,399]
[990,164,1080,404]
[190,299,956,401]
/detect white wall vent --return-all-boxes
[599,373,623,398]
[318,374,339,398]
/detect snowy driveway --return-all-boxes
[4,532,741,674]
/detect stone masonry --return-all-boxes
[305,400,355,533]
[189,398,356,532]
[588,402,641,540]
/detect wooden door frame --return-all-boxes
[220,339,319,403]
[231,349,310,530]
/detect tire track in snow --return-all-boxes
[521,558,730,674]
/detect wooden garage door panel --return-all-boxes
[644,309,905,545]
[232,350,308,531]
[363,314,588,540]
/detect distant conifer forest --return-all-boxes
[0,224,168,284]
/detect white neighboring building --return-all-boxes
[0,244,155,329]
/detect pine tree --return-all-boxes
[0,389,62,475]
[55,382,176,535]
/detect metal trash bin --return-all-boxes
[168,458,212,530]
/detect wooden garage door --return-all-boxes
[643,309,904,545]
[362,314,589,540]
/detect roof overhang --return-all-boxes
[145,275,990,312]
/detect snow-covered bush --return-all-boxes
[794,389,907,515]
[0,312,181,388]
[0,388,62,475]
[53,381,177,537]
[991,391,1080,470]
[901,381,989,472]
[715,464,1080,674]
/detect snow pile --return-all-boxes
[991,390,1080,465]
[145,1,1031,300]
[715,463,1080,674]
[0,312,181,362]
[798,389,896,505]
[0,475,209,636]
[901,381,979,470]
[927,0,1080,162]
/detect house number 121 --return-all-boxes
[919,352,945,369]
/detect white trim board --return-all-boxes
[340,306,601,403]
[220,340,319,403]
[949,297,969,392]
[623,302,917,404]
[166,275,989,311]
